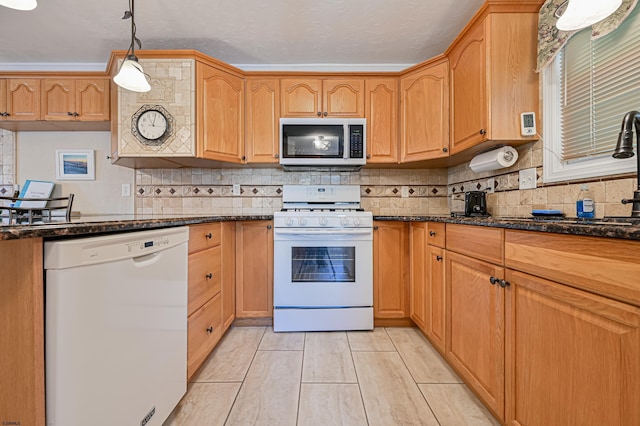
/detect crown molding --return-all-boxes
[0,62,107,72]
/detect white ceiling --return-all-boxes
[0,0,485,72]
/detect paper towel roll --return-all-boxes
[469,146,518,173]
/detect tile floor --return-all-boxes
[163,327,499,426]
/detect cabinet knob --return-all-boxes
[1,112,8,116]
[499,279,511,288]
[489,276,499,285]
[436,255,443,261]
[74,112,79,117]
[317,111,322,116]
[373,225,379,230]
[429,231,436,237]
[479,129,486,135]
[67,112,74,116]
[442,147,448,153]
[205,233,213,239]
[323,111,328,116]
[366,154,371,159]
[267,224,272,229]
[241,155,246,161]
[206,326,214,333]
[274,153,279,158]
[206,273,213,279]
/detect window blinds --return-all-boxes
[560,5,640,161]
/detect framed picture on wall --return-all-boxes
[55,150,95,180]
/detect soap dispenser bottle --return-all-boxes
[576,184,595,219]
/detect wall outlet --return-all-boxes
[121,183,131,197]
[519,168,537,190]
[232,184,241,196]
[486,177,495,194]
[401,186,409,198]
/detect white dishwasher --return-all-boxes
[44,227,189,426]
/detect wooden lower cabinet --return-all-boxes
[505,269,640,426]
[221,222,236,330]
[236,220,273,318]
[426,245,445,352]
[0,238,45,426]
[446,250,505,422]
[409,223,428,330]
[187,292,223,379]
[373,221,410,323]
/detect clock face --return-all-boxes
[137,109,168,141]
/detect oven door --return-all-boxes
[273,228,373,308]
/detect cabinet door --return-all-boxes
[323,79,364,117]
[197,63,245,163]
[373,221,409,320]
[187,292,223,380]
[365,78,398,163]
[221,222,236,331]
[236,220,273,318]
[0,79,7,118]
[42,79,75,121]
[76,79,109,121]
[446,251,505,421]
[400,60,450,162]
[409,223,428,330]
[449,18,487,154]
[426,245,445,353]
[505,270,640,426]
[245,78,280,163]
[280,78,322,117]
[7,79,40,120]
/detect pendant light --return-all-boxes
[556,0,623,31]
[113,0,151,93]
[0,0,37,10]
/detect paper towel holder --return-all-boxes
[469,145,519,173]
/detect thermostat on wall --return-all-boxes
[520,112,536,136]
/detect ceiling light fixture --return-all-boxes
[113,0,151,93]
[0,0,37,11]
[555,0,623,31]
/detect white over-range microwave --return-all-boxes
[279,118,366,170]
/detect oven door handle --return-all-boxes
[274,228,372,236]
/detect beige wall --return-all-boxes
[16,131,135,215]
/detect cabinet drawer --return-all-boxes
[188,246,221,316]
[427,222,446,247]
[505,230,640,307]
[187,292,223,380]
[189,223,221,254]
[446,224,504,265]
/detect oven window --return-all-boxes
[291,246,355,282]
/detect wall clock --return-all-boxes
[131,104,174,146]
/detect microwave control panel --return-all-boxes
[349,125,364,158]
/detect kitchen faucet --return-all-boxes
[612,110,640,217]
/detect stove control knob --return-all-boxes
[341,217,350,226]
[319,217,328,226]
[286,218,294,226]
[297,217,307,226]
[353,217,361,226]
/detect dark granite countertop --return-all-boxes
[0,214,272,240]
[2,213,640,241]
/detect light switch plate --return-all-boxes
[401,186,409,198]
[121,184,131,197]
[519,168,537,190]
[486,177,495,194]
[232,184,241,196]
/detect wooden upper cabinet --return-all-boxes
[365,78,399,163]
[281,78,364,118]
[447,11,539,154]
[3,79,40,121]
[245,78,280,163]
[42,78,109,122]
[197,62,245,163]
[400,59,450,162]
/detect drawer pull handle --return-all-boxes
[499,279,511,288]
[436,255,443,261]
[206,326,214,333]
[206,273,213,279]
[205,233,212,239]
[429,231,436,236]
[489,276,499,285]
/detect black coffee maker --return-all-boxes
[464,191,489,216]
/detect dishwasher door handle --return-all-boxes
[131,252,160,266]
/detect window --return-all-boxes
[543,6,640,183]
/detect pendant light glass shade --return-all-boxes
[0,0,37,10]
[114,58,151,92]
[556,0,623,31]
